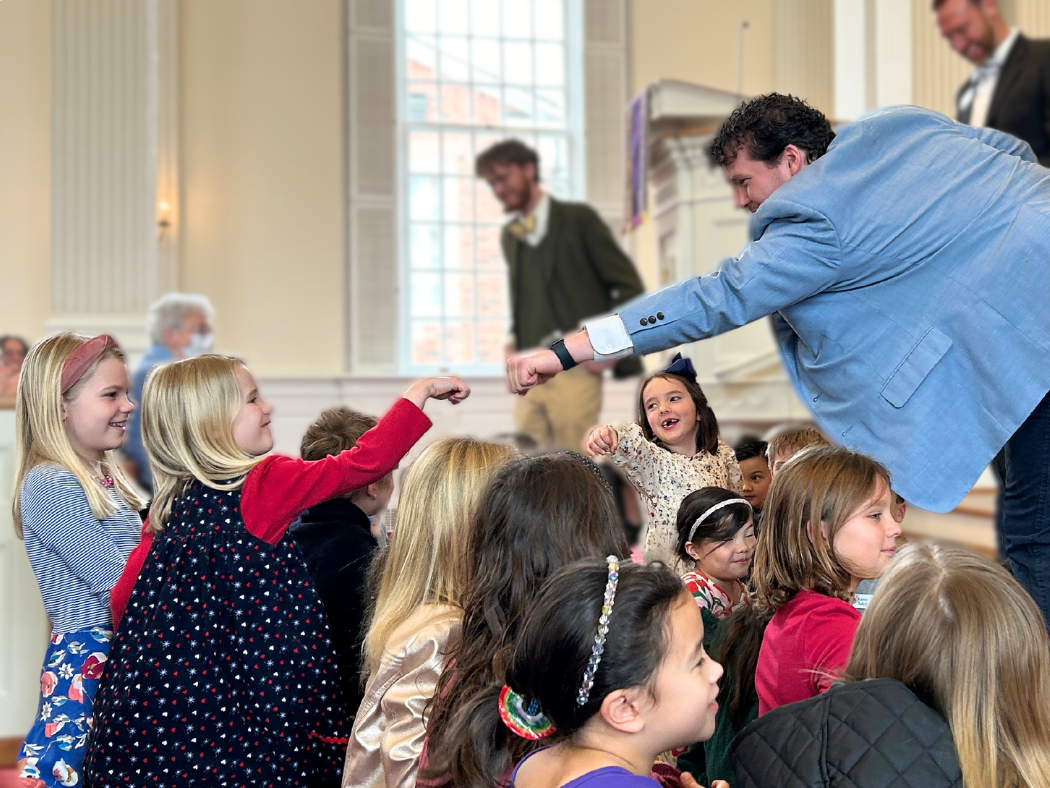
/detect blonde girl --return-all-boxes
[586,354,741,570]
[13,333,145,787]
[83,355,468,788]
[752,445,901,715]
[846,542,1050,788]
[343,437,518,788]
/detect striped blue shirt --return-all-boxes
[20,465,142,634]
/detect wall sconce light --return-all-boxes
[158,200,172,238]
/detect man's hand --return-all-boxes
[505,329,598,394]
[505,349,564,394]
[403,376,471,409]
[585,425,619,456]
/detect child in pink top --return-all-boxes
[751,446,901,716]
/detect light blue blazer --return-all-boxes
[621,106,1050,512]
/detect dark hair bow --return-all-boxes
[664,352,697,383]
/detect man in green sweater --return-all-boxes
[476,140,646,450]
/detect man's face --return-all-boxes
[1,339,26,372]
[482,162,536,213]
[936,0,998,65]
[724,148,797,213]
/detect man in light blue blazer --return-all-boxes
[508,94,1050,624]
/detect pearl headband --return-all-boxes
[686,498,753,543]
[577,555,620,706]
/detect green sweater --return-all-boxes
[501,197,645,377]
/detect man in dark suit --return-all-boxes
[476,139,645,450]
[936,0,1050,165]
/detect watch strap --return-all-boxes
[550,338,577,370]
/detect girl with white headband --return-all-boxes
[676,487,756,620]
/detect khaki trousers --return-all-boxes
[514,365,603,452]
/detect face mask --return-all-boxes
[184,331,215,358]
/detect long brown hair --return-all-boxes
[846,542,1050,788]
[421,453,628,788]
[751,445,890,616]
[637,371,719,455]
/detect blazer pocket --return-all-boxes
[880,328,952,408]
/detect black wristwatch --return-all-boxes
[550,338,577,370]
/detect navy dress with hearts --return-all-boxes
[83,400,432,787]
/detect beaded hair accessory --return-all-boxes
[686,498,752,543]
[497,685,556,740]
[577,555,620,707]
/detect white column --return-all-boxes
[48,0,178,360]
[835,0,914,120]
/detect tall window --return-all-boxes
[399,0,582,374]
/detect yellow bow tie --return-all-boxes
[508,212,537,240]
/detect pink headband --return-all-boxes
[62,334,119,392]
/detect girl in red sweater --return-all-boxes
[84,355,468,788]
[752,445,901,715]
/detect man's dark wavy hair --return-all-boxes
[709,93,835,167]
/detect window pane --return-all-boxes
[443,131,474,175]
[475,180,504,224]
[534,0,564,40]
[444,272,475,317]
[439,84,471,124]
[503,87,535,125]
[409,131,441,173]
[410,175,441,220]
[471,0,500,36]
[444,177,474,223]
[478,320,507,364]
[411,225,442,269]
[411,321,442,365]
[438,36,470,82]
[406,0,437,32]
[473,85,502,125]
[445,225,474,269]
[504,42,533,86]
[411,272,443,317]
[444,321,476,364]
[535,89,565,126]
[438,0,469,34]
[477,272,507,317]
[471,38,501,84]
[407,34,438,78]
[535,43,565,87]
[475,226,504,269]
[537,135,568,182]
[407,82,438,122]
[502,0,533,39]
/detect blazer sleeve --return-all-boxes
[619,200,843,356]
[580,206,646,307]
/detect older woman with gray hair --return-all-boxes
[124,292,215,489]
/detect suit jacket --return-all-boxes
[502,197,645,377]
[957,34,1050,166]
[619,106,1050,513]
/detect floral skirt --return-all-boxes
[17,627,113,788]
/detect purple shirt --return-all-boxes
[510,750,659,788]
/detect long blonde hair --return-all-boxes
[846,542,1050,788]
[751,444,890,615]
[362,437,517,677]
[143,355,261,530]
[13,333,145,537]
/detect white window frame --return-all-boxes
[394,0,586,376]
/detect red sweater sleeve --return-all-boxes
[241,397,432,544]
[111,517,154,628]
[804,598,861,695]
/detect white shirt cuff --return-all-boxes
[584,315,635,361]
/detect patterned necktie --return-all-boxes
[508,212,536,241]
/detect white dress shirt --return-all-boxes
[960,28,1020,128]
